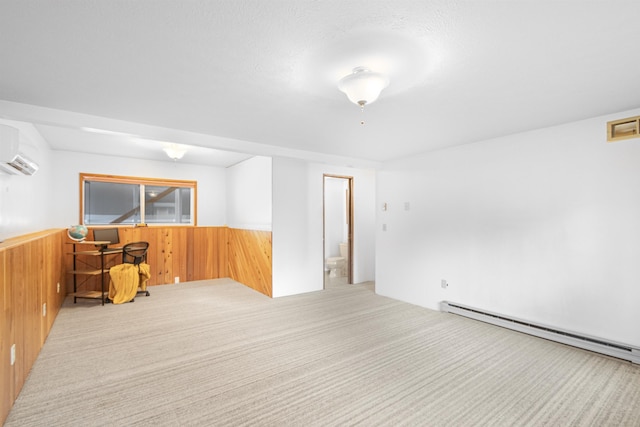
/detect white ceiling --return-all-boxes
[1,1,639,167]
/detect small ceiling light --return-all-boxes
[338,67,389,109]
[163,143,187,161]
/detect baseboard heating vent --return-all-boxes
[440,301,639,364]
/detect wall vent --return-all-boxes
[441,301,639,364]
[607,115,640,142]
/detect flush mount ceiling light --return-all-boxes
[163,143,187,161]
[338,67,390,109]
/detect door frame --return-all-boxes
[323,174,354,286]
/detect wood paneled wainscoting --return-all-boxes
[116,226,230,286]
[64,226,272,296]
[64,226,230,292]
[1,229,67,425]
[2,226,272,424]
[227,228,273,297]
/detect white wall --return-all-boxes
[376,108,640,347]
[0,121,56,241]
[226,156,272,230]
[272,156,376,297]
[51,150,227,227]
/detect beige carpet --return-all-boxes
[5,279,640,426]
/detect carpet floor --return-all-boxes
[5,279,640,426]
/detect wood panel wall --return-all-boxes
[227,228,273,297]
[64,226,229,292]
[2,226,271,424]
[1,230,66,425]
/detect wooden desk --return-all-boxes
[67,240,122,305]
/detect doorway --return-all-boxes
[323,175,353,289]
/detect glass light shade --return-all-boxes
[338,67,389,107]
[163,144,186,160]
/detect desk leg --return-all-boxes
[73,243,77,303]
[101,251,105,306]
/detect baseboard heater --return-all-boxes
[440,301,639,364]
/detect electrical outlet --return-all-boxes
[10,344,15,366]
[174,277,180,284]
[382,224,387,232]
[441,279,448,289]
[57,282,60,293]
[42,303,46,317]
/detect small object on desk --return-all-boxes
[67,224,89,242]
[92,228,123,251]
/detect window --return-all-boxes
[81,173,197,226]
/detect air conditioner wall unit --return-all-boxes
[0,124,39,175]
[0,153,39,175]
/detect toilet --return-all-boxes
[326,242,348,278]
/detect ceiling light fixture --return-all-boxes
[163,144,187,161]
[338,67,389,109]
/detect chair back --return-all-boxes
[122,241,149,266]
